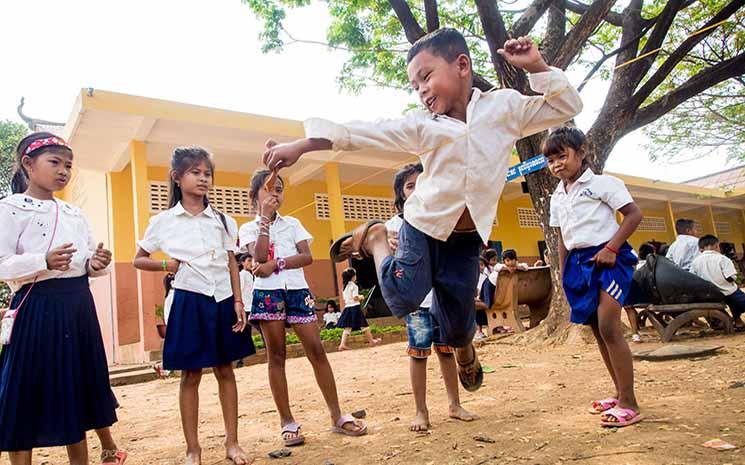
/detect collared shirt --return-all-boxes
[691,250,738,296]
[666,235,700,271]
[138,202,238,302]
[238,214,312,291]
[549,168,633,250]
[240,269,254,310]
[0,194,109,293]
[342,281,360,307]
[385,214,433,308]
[487,262,530,285]
[305,67,582,243]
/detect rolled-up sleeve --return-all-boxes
[512,67,583,138]
[304,115,422,155]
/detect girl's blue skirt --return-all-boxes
[336,305,369,331]
[164,290,255,371]
[0,276,117,451]
[563,243,638,325]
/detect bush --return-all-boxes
[251,324,405,352]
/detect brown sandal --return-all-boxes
[456,344,483,392]
[329,220,383,262]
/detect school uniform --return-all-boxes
[0,194,117,451]
[239,214,316,325]
[666,235,700,271]
[307,67,582,347]
[549,169,639,324]
[691,250,745,319]
[240,269,254,315]
[138,202,254,371]
[337,281,368,331]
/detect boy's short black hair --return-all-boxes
[502,249,518,261]
[407,27,471,64]
[675,218,695,235]
[638,243,655,261]
[699,234,719,249]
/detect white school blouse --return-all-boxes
[342,281,361,307]
[0,194,109,292]
[549,169,633,251]
[666,235,700,272]
[137,202,238,302]
[385,214,434,308]
[306,67,583,243]
[240,269,254,310]
[239,214,312,291]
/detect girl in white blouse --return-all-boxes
[0,133,120,465]
[240,169,367,448]
[337,267,381,350]
[133,147,253,465]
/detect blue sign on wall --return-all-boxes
[506,155,547,181]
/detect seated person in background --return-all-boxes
[624,243,656,343]
[323,300,342,329]
[666,219,699,271]
[492,249,529,275]
[691,235,745,331]
[474,257,489,339]
[482,249,499,274]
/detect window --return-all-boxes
[517,207,541,228]
[715,221,732,235]
[149,181,255,217]
[637,216,667,232]
[314,194,396,221]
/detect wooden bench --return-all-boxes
[638,303,732,342]
[485,266,552,334]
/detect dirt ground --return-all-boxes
[8,329,745,465]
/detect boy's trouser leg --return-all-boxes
[431,232,482,348]
[378,222,433,318]
[724,289,745,319]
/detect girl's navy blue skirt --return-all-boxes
[164,289,255,371]
[0,276,117,451]
[336,305,369,331]
[563,243,638,325]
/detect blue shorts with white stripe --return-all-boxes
[562,242,638,325]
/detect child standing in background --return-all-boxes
[337,267,382,351]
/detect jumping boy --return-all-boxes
[262,28,582,390]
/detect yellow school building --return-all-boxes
[27,89,745,364]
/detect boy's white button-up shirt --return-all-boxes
[549,169,633,251]
[138,202,238,302]
[0,194,109,292]
[690,250,738,296]
[239,214,312,291]
[666,235,700,271]
[385,214,433,308]
[305,67,583,243]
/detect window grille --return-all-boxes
[516,207,541,228]
[637,216,667,232]
[314,194,396,221]
[149,182,254,217]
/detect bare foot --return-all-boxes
[448,404,477,422]
[410,410,430,432]
[338,345,350,351]
[226,443,250,465]
[184,449,201,465]
[369,338,381,346]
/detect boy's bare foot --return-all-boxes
[184,450,201,465]
[448,404,477,422]
[225,443,250,465]
[410,410,431,432]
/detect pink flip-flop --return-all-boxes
[100,449,127,465]
[331,414,367,436]
[588,397,619,414]
[281,422,305,447]
[600,407,643,427]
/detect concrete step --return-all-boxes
[109,364,151,376]
[110,368,159,387]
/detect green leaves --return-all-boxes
[0,120,28,198]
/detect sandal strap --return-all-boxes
[336,414,357,428]
[281,422,301,434]
[602,407,637,420]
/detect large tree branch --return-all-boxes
[543,0,567,61]
[511,0,553,37]
[565,0,625,26]
[628,0,687,84]
[475,0,529,90]
[630,0,745,109]
[629,52,745,131]
[552,0,617,69]
[389,0,425,44]
[423,0,439,32]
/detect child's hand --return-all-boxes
[387,229,399,253]
[261,194,280,218]
[497,36,550,73]
[252,260,277,278]
[89,243,112,271]
[263,139,305,171]
[232,301,247,332]
[592,247,617,268]
[46,243,76,271]
[166,259,180,273]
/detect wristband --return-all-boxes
[604,244,619,255]
[275,257,287,274]
[162,259,168,271]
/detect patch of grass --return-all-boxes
[251,324,405,351]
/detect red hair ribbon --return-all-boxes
[24,136,70,155]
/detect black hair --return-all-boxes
[543,127,589,168]
[658,244,670,257]
[168,146,229,234]
[638,243,655,261]
[675,218,695,235]
[482,249,498,263]
[699,234,719,249]
[393,163,423,213]
[407,27,471,65]
[163,273,174,297]
[342,267,357,289]
[249,169,285,210]
[502,249,518,261]
[11,132,73,194]
[325,300,339,313]
[479,256,488,266]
